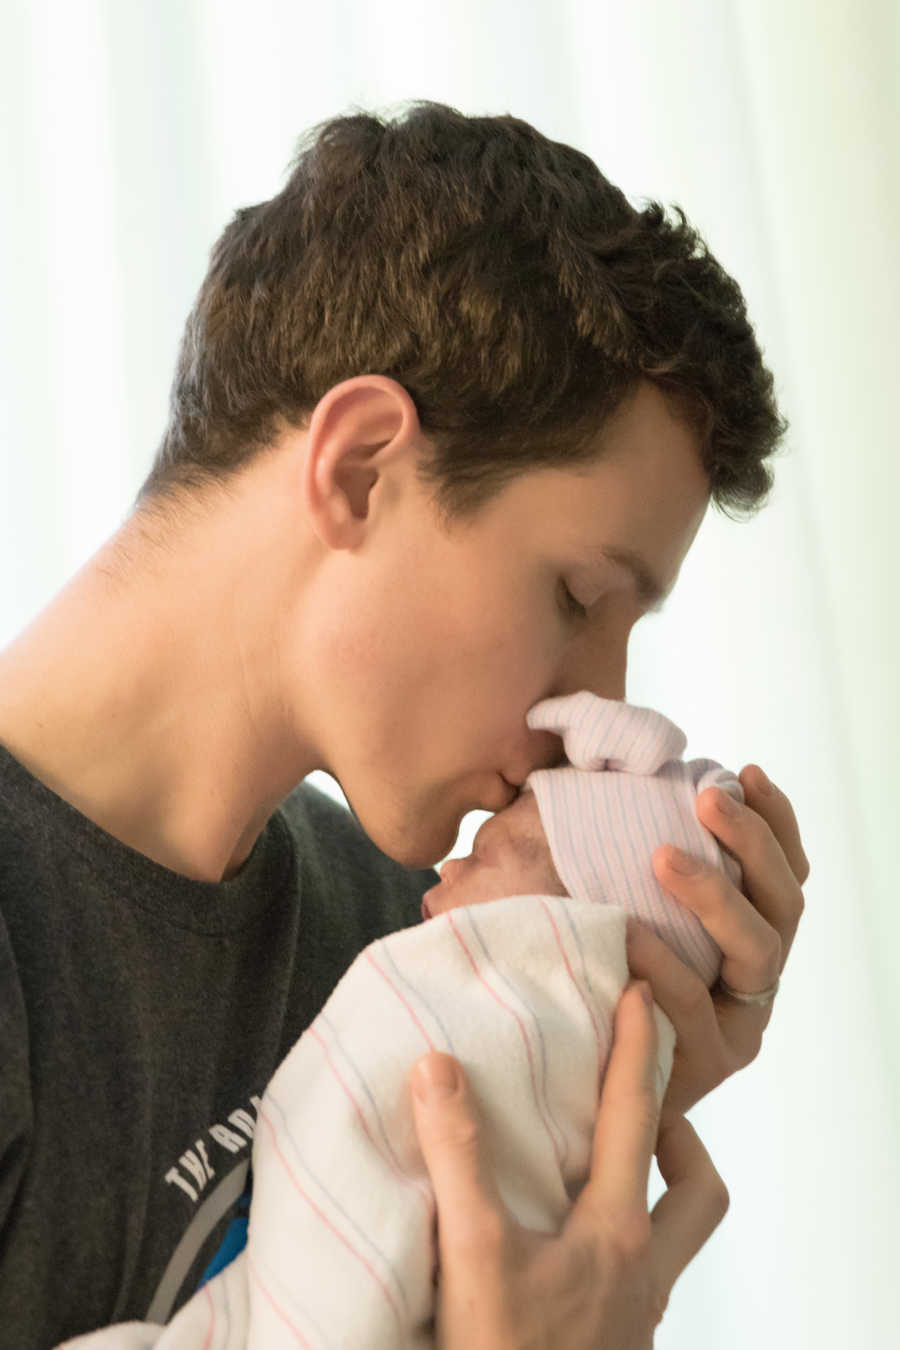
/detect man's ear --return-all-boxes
[301,376,422,550]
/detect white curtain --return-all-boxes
[2,1,897,1343]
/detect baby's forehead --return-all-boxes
[507,788,548,838]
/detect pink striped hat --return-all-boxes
[524,691,744,989]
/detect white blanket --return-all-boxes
[59,894,675,1350]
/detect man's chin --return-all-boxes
[345,803,458,871]
[398,833,458,870]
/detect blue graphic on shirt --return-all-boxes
[196,1176,252,1288]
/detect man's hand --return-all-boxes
[411,980,729,1349]
[628,764,809,1117]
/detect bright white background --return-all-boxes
[1,1,898,1343]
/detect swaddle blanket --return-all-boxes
[58,693,743,1350]
[59,897,674,1350]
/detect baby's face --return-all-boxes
[421,789,567,920]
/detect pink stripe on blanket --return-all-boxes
[256,1102,404,1334]
[308,1020,432,1224]
[247,1250,315,1348]
[446,909,563,1171]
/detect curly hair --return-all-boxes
[135,98,789,528]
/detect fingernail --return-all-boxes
[715,788,738,817]
[413,1054,459,1102]
[668,846,700,874]
[755,768,774,795]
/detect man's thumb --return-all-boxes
[410,1052,507,1251]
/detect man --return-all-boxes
[0,100,808,1347]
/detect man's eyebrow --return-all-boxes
[585,545,673,613]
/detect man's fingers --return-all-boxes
[739,764,811,888]
[649,1112,730,1299]
[410,1052,508,1255]
[692,776,805,974]
[569,981,659,1242]
[654,841,784,989]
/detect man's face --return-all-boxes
[301,379,709,868]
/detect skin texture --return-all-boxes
[0,372,810,1346]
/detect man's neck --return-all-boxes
[0,492,321,883]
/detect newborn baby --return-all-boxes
[58,691,743,1350]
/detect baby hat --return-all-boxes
[524,690,745,989]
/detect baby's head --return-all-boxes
[420,689,739,992]
[421,788,564,920]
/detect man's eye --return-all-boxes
[560,581,588,621]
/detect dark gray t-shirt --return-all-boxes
[0,743,438,1349]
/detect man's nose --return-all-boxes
[559,617,630,701]
[523,629,630,772]
[523,728,570,773]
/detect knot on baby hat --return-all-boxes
[528,688,688,773]
[524,691,745,989]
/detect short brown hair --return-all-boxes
[136,99,789,528]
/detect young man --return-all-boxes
[0,101,808,1348]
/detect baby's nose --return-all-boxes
[439,857,466,883]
